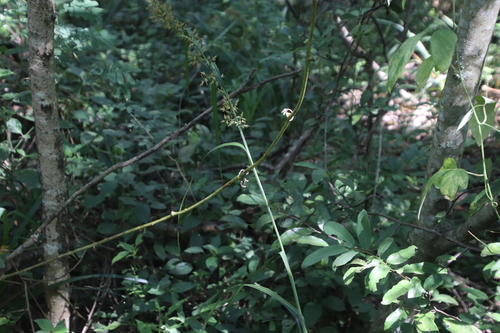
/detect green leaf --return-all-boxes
[170,281,195,293]
[434,168,468,200]
[112,251,129,265]
[415,56,435,87]
[381,278,414,305]
[0,68,14,78]
[6,118,23,135]
[277,227,312,247]
[415,312,439,333]
[431,293,459,306]
[295,235,329,247]
[301,245,349,268]
[35,318,54,331]
[419,158,467,218]
[431,29,457,72]
[388,30,427,92]
[323,222,356,247]
[386,245,417,265]
[442,318,482,333]
[205,141,247,157]
[384,308,409,331]
[469,95,496,145]
[343,263,366,285]
[52,320,69,333]
[481,242,500,256]
[356,210,371,250]
[245,283,301,320]
[423,274,443,291]
[237,193,266,205]
[487,312,500,322]
[366,263,391,292]
[154,242,167,261]
[332,250,358,268]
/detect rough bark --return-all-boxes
[409,0,500,262]
[28,0,71,328]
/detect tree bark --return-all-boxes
[371,1,500,332]
[409,0,500,262]
[28,0,70,328]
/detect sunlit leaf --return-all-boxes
[481,242,500,256]
[301,245,349,268]
[431,29,457,72]
[442,318,482,333]
[356,210,371,250]
[332,250,358,268]
[381,278,414,305]
[366,263,391,292]
[386,245,417,265]
[388,30,427,92]
[415,312,439,333]
[323,222,356,247]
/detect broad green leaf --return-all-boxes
[442,318,482,333]
[388,30,427,92]
[386,245,417,265]
[237,193,266,205]
[356,210,371,250]
[377,238,396,259]
[273,227,312,247]
[6,118,23,135]
[463,287,488,303]
[245,283,301,319]
[434,168,468,200]
[402,262,447,275]
[0,68,14,78]
[205,141,247,158]
[323,222,356,247]
[332,250,358,268]
[381,278,415,305]
[481,242,500,256]
[469,178,500,217]
[419,158,464,218]
[256,213,273,230]
[153,242,167,261]
[170,281,195,293]
[343,264,365,285]
[487,312,500,322]
[415,312,439,333]
[469,95,496,145]
[440,157,457,170]
[384,308,409,331]
[301,245,349,268]
[431,293,459,306]
[431,29,457,72]
[423,274,443,291]
[366,263,391,292]
[35,318,54,331]
[483,260,500,280]
[415,56,435,87]
[295,235,329,247]
[112,251,129,264]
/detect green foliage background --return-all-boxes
[1,0,500,332]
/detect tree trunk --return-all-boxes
[28,0,70,328]
[409,0,500,262]
[371,1,500,331]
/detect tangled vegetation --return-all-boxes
[1,0,500,332]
